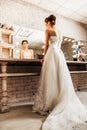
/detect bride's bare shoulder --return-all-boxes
[45,29,50,33]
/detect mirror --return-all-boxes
[10,25,87,61]
[0,23,87,61]
[13,24,45,59]
[62,36,87,61]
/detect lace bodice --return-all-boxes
[49,36,61,48]
[23,50,33,59]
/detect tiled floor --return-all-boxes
[0,91,87,130]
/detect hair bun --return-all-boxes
[47,14,56,25]
[49,15,56,20]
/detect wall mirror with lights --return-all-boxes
[0,23,87,61]
[62,37,87,61]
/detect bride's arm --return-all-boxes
[44,30,49,55]
[58,31,63,48]
[20,50,24,59]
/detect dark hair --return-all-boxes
[21,40,28,45]
[45,14,56,25]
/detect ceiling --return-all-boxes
[22,0,87,25]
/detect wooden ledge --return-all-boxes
[70,71,87,74]
[0,73,40,77]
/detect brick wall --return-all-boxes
[7,76,39,104]
[71,73,87,91]
[0,0,87,41]
[0,78,2,101]
[0,68,87,107]
[0,61,41,108]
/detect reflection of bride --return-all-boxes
[20,40,34,59]
[33,14,87,130]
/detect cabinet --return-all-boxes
[0,28,14,58]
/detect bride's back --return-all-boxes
[48,29,62,48]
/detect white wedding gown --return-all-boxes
[33,36,87,130]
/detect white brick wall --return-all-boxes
[0,0,87,41]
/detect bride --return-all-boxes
[33,14,87,130]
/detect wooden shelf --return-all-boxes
[0,28,14,58]
[0,28,14,35]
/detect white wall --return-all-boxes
[0,0,87,41]
[57,15,87,41]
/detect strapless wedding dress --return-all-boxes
[23,50,33,59]
[33,36,87,130]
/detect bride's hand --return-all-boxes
[40,59,44,64]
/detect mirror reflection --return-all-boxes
[13,24,45,59]
[0,23,87,61]
[62,37,87,61]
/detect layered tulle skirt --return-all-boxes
[33,42,87,130]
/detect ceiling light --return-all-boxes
[72,44,77,48]
[64,38,68,41]
[68,39,71,42]
[72,40,75,43]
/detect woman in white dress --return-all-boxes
[33,15,87,130]
[20,40,34,59]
